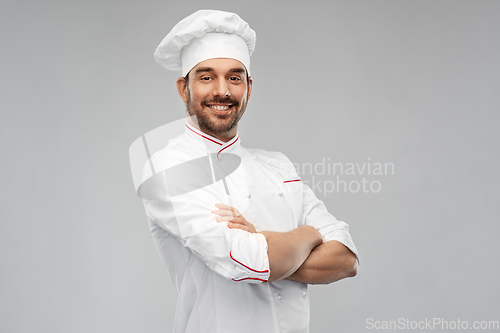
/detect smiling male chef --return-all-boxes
[141,9,359,333]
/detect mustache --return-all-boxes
[202,97,240,106]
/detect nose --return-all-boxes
[213,78,230,97]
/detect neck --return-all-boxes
[187,118,237,143]
[211,129,237,142]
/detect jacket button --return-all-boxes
[277,294,282,300]
[246,193,251,198]
[278,191,283,196]
[301,291,307,297]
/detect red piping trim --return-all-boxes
[283,179,301,183]
[229,251,269,273]
[185,124,222,146]
[217,135,239,159]
[232,277,268,282]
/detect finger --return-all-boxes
[216,216,244,223]
[214,203,233,210]
[216,216,233,222]
[214,203,240,216]
[211,209,236,217]
[228,223,250,232]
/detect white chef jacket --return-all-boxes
[141,122,358,333]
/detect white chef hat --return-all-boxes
[154,10,256,77]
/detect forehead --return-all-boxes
[190,58,247,75]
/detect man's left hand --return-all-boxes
[212,203,257,233]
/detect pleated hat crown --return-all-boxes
[154,10,256,76]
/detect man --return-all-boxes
[140,9,358,333]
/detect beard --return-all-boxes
[186,88,248,137]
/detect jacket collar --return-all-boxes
[185,122,241,159]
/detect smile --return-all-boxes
[207,104,233,115]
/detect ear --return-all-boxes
[247,76,253,101]
[176,77,188,103]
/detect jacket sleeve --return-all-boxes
[141,149,270,283]
[301,183,359,261]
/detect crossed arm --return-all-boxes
[213,203,358,284]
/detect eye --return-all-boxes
[229,76,242,82]
[200,76,212,81]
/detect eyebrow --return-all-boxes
[193,67,247,76]
[229,68,246,74]
[193,67,214,75]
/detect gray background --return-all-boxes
[1,0,499,332]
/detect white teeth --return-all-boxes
[210,105,230,111]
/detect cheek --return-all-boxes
[187,91,201,105]
[190,87,211,104]
[233,87,249,103]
